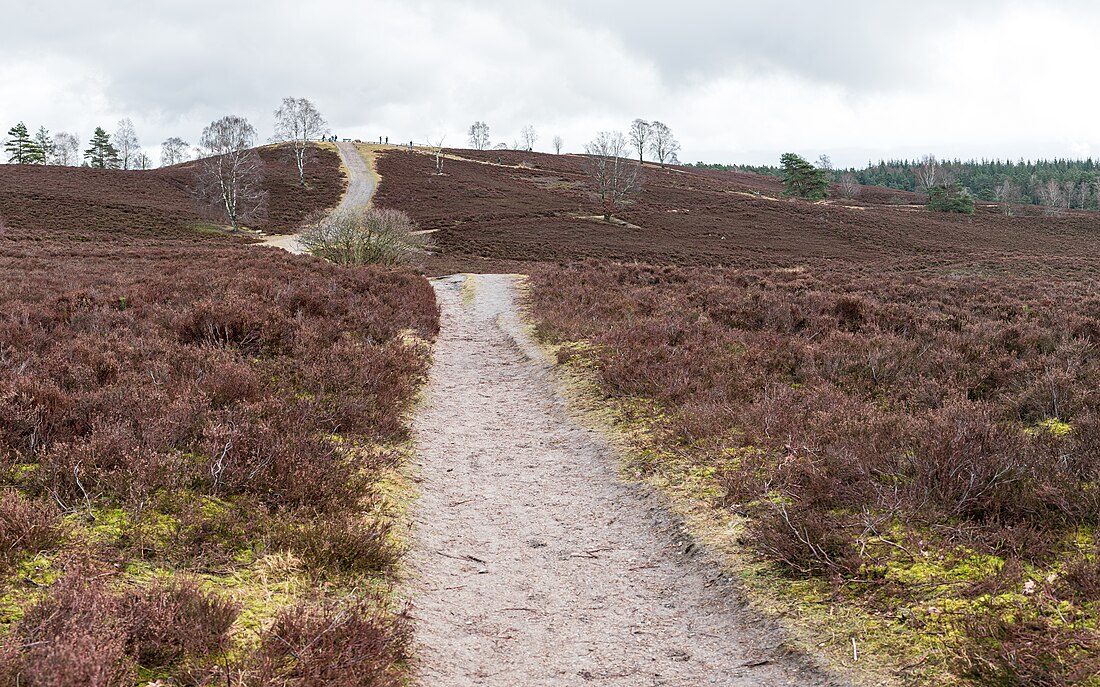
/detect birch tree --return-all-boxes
[114,118,140,170]
[51,132,80,165]
[585,131,643,221]
[195,115,266,232]
[994,178,1020,215]
[467,121,490,150]
[648,121,681,167]
[428,136,446,174]
[629,119,651,163]
[839,172,861,199]
[520,125,538,152]
[272,97,329,187]
[552,135,563,154]
[160,137,190,166]
[915,155,940,197]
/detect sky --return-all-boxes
[1,0,1098,168]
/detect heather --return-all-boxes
[528,259,1100,684]
[0,223,437,683]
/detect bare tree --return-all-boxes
[915,155,940,197]
[838,172,861,199]
[428,136,446,174]
[1076,181,1091,210]
[1064,181,1079,210]
[552,135,563,155]
[648,121,681,167]
[1037,178,1065,216]
[194,115,266,232]
[272,97,329,187]
[467,121,491,150]
[629,119,651,163]
[299,207,425,266]
[160,137,190,166]
[584,131,643,221]
[493,142,509,151]
[817,154,833,172]
[134,151,152,170]
[114,118,140,170]
[50,132,80,166]
[994,178,1020,215]
[520,125,538,152]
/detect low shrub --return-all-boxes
[249,598,411,687]
[299,207,424,266]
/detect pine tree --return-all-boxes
[4,122,38,164]
[84,127,120,169]
[30,127,52,164]
[780,152,829,200]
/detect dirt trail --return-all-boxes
[259,141,374,253]
[411,274,838,686]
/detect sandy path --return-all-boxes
[259,141,375,253]
[410,274,838,687]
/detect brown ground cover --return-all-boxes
[374,148,1100,277]
[529,260,1100,685]
[0,201,437,681]
[0,144,344,240]
[372,147,1100,683]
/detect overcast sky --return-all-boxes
[2,0,1098,168]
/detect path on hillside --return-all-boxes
[260,141,374,253]
[410,275,837,687]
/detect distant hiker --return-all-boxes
[385,136,389,144]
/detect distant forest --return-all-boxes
[693,157,1100,209]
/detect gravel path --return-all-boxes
[260,141,374,253]
[410,274,839,687]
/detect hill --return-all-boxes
[0,144,345,240]
[374,147,1100,278]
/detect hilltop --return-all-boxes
[0,144,344,240]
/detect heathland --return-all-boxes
[375,146,1100,686]
[0,144,438,685]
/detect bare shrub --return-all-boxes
[124,577,240,667]
[10,562,132,686]
[299,207,424,266]
[0,491,63,568]
[249,598,411,687]
[957,615,1100,687]
[283,514,399,574]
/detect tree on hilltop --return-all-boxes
[84,127,120,168]
[5,122,40,164]
[195,115,266,231]
[32,127,54,164]
[585,131,643,221]
[553,135,563,154]
[468,121,491,150]
[520,125,538,152]
[114,118,140,169]
[160,137,190,167]
[648,121,680,167]
[51,132,80,165]
[272,97,329,187]
[629,119,651,163]
[780,153,829,200]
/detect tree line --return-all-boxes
[693,155,1100,212]
[4,97,330,232]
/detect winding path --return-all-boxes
[410,275,837,687]
[259,141,375,253]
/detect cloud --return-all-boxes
[1,0,1099,167]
